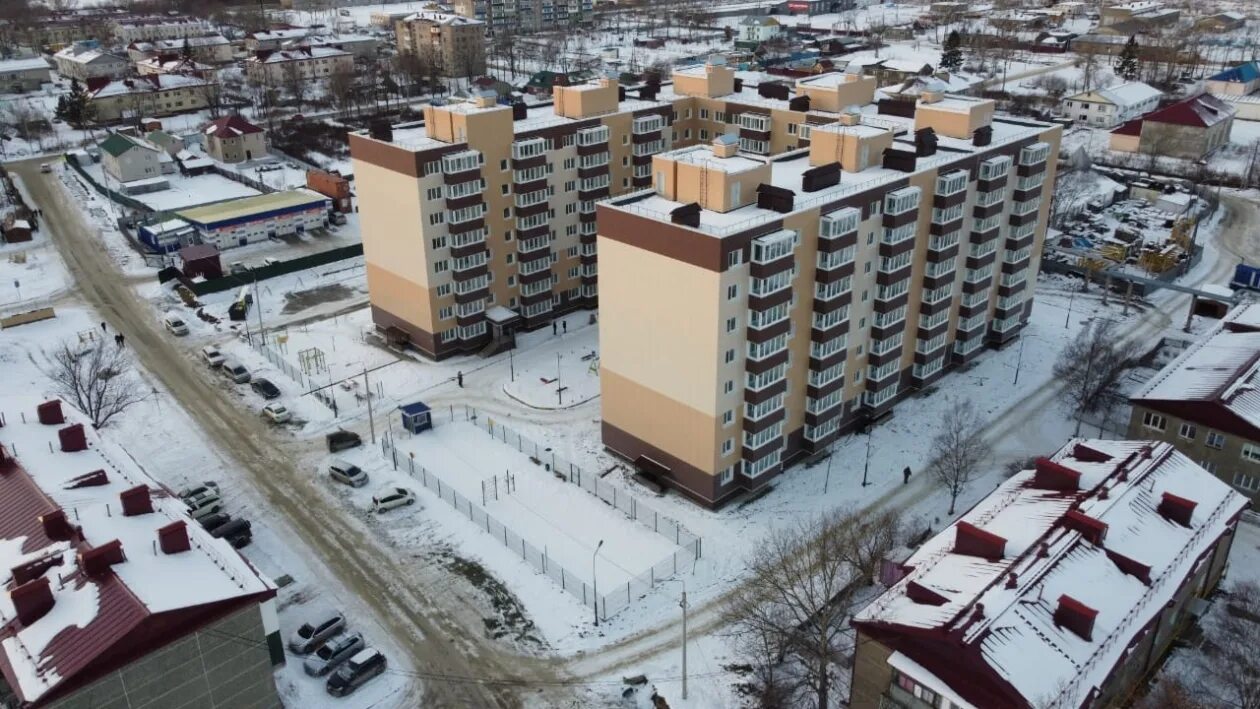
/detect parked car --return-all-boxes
[163,314,189,336]
[329,213,347,226]
[288,612,346,654]
[250,378,281,399]
[178,482,220,506]
[263,403,291,424]
[201,345,226,368]
[303,632,365,677]
[186,495,224,522]
[210,518,252,548]
[371,488,416,513]
[326,648,386,697]
[329,459,368,488]
[326,430,362,453]
[221,360,251,384]
[198,512,232,534]
[40,163,53,173]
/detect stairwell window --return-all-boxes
[1207,431,1226,449]
[1142,411,1166,432]
[1178,423,1197,440]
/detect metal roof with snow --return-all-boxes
[0,396,273,705]
[1209,60,1260,84]
[853,439,1248,709]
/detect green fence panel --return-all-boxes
[188,243,363,296]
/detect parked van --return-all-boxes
[210,518,252,548]
[326,648,386,697]
[221,360,251,384]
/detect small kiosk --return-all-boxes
[399,401,433,434]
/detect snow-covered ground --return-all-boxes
[0,235,68,312]
[78,160,261,212]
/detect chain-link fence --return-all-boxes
[379,411,703,621]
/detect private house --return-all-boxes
[100,132,165,184]
[1109,94,1235,160]
[738,17,782,45]
[1129,303,1260,501]
[1206,60,1260,97]
[86,74,213,122]
[0,57,51,93]
[52,44,128,81]
[203,115,267,164]
[0,396,282,708]
[244,45,354,84]
[1100,1,1180,28]
[129,34,234,64]
[850,439,1248,709]
[1060,81,1163,128]
[1196,11,1246,33]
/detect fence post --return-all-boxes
[521,538,525,559]
[503,527,508,546]
[654,511,658,533]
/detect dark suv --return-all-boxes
[326,430,362,452]
[326,648,386,697]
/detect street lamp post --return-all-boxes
[592,539,604,627]
[556,353,563,406]
[680,581,688,700]
[861,425,873,487]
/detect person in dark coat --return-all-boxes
[457,371,464,388]
[903,466,912,484]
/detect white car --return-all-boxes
[163,314,189,336]
[201,345,225,368]
[263,403,291,424]
[371,487,416,513]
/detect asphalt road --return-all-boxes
[8,158,565,709]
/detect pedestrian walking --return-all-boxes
[100,321,107,332]
[562,320,567,334]
[552,321,557,335]
[457,371,464,388]
[114,333,125,348]
[903,466,912,485]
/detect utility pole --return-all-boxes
[680,586,689,700]
[363,364,376,444]
[509,345,515,382]
[556,352,562,406]
[254,276,265,344]
[1013,333,1026,386]
[592,539,604,627]
[861,425,872,487]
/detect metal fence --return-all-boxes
[378,410,703,621]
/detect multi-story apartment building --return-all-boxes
[112,17,214,43]
[452,0,592,31]
[849,439,1248,709]
[53,43,129,81]
[597,73,1059,507]
[244,46,354,84]
[394,12,486,78]
[1129,303,1260,502]
[86,74,213,122]
[348,59,886,359]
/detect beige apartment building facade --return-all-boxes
[349,61,904,360]
[598,88,1059,507]
[244,46,354,84]
[394,13,486,78]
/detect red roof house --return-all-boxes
[1109,93,1236,159]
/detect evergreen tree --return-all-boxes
[62,79,95,128]
[181,37,192,62]
[939,30,964,73]
[1118,36,1140,80]
[54,95,68,122]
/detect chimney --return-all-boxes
[1158,492,1197,527]
[1054,595,1098,641]
[36,400,64,425]
[120,485,153,516]
[953,521,1006,560]
[40,510,75,541]
[639,85,658,101]
[157,520,191,554]
[733,77,744,92]
[670,203,701,228]
[79,540,125,576]
[11,577,54,626]
[58,424,87,453]
[905,580,949,606]
[1106,549,1152,584]
[1032,458,1081,491]
[838,108,862,126]
[368,119,392,143]
[65,469,109,488]
[972,125,993,147]
[789,94,810,112]
[802,163,840,192]
[511,101,527,120]
[1072,443,1113,463]
[914,127,938,157]
[756,184,795,214]
[1062,509,1108,544]
[882,148,917,173]
[920,89,944,104]
[12,553,64,586]
[1005,573,1018,589]
[618,85,626,101]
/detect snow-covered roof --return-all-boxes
[402,11,482,25]
[88,73,210,98]
[152,34,230,50]
[248,45,350,64]
[1098,81,1162,107]
[0,396,273,705]
[854,439,1248,709]
[1131,303,1260,432]
[0,57,51,73]
[53,45,125,65]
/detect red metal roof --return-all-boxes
[1111,118,1143,136]
[1143,93,1234,128]
[204,114,264,138]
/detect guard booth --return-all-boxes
[399,401,432,434]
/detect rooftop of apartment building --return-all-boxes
[608,100,1053,237]
[853,438,1249,709]
[0,395,274,705]
[1131,303,1260,432]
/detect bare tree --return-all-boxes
[40,340,147,429]
[282,62,308,111]
[1137,678,1210,709]
[1186,582,1260,709]
[327,63,357,118]
[1052,318,1136,437]
[927,398,990,516]
[725,508,902,709]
